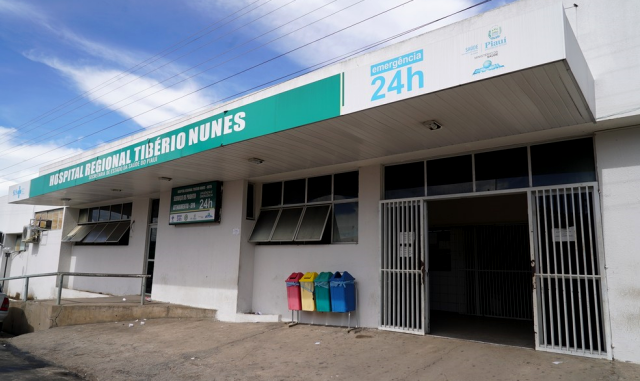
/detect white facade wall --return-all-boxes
[67,197,150,295]
[151,180,246,320]
[0,197,64,299]
[252,165,380,327]
[595,126,640,363]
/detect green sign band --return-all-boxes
[29,75,341,197]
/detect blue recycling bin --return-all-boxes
[329,271,356,312]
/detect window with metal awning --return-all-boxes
[62,202,132,245]
[249,171,358,244]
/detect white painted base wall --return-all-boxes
[151,180,246,320]
[67,197,149,296]
[251,165,380,328]
[596,126,640,363]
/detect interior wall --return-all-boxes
[595,126,640,363]
[68,197,149,295]
[251,164,381,327]
[428,194,529,315]
[428,194,529,227]
[152,179,245,320]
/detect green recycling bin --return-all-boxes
[314,272,333,312]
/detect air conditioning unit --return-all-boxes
[22,225,40,243]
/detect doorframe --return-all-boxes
[378,181,611,358]
[144,223,157,295]
[378,199,428,335]
[527,182,612,359]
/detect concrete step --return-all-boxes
[1,296,216,335]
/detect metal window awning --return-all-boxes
[62,225,94,242]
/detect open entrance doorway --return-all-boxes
[427,194,534,348]
[145,199,160,295]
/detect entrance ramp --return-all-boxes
[1,296,216,335]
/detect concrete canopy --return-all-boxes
[9,3,598,207]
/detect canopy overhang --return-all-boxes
[9,3,599,207]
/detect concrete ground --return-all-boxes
[4,318,640,381]
[0,330,80,380]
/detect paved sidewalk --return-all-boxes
[5,318,640,380]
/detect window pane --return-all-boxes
[110,204,122,221]
[121,203,133,220]
[333,202,358,243]
[93,223,119,243]
[475,147,529,191]
[106,222,131,243]
[427,155,472,196]
[64,225,95,242]
[271,208,303,241]
[15,235,23,251]
[51,210,61,230]
[334,171,358,200]
[89,207,100,222]
[261,182,282,207]
[249,209,280,242]
[148,227,157,260]
[99,206,111,221]
[79,209,89,224]
[295,205,331,241]
[283,179,306,205]
[385,162,424,199]
[531,138,596,186]
[150,199,160,223]
[307,175,332,203]
[83,224,107,243]
[246,183,255,219]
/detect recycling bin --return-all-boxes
[329,271,356,312]
[299,272,318,311]
[314,272,333,312]
[285,272,304,311]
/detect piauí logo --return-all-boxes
[13,186,23,199]
[488,25,502,40]
[472,60,505,75]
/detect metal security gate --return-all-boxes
[380,199,427,334]
[530,185,610,358]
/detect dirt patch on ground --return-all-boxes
[7,318,640,380]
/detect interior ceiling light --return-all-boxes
[422,120,443,131]
[158,176,173,182]
[248,157,265,164]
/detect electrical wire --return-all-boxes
[0,0,490,187]
[0,0,343,158]
[0,0,272,140]
[5,0,294,143]
[0,0,396,164]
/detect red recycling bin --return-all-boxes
[285,272,304,310]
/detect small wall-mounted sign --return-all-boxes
[553,226,576,242]
[169,181,222,225]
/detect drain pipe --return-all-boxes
[1,249,8,293]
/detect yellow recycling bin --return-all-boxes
[299,272,318,311]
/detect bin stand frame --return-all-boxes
[288,310,301,327]
[287,282,358,331]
